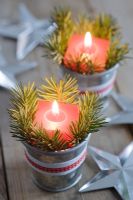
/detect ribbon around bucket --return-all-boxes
[80,72,116,97]
[25,146,87,176]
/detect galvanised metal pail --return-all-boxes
[24,134,91,192]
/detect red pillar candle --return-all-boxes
[64,32,110,73]
[34,100,79,142]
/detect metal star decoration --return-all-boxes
[0,49,37,90]
[105,91,133,125]
[0,4,57,60]
[111,91,133,112]
[79,143,133,200]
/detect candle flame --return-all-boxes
[84,32,92,48]
[52,100,59,115]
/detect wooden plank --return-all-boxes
[0,136,8,200]
[0,0,133,200]
[0,0,88,200]
[88,0,133,99]
[87,0,133,143]
[79,0,133,199]
[85,0,133,141]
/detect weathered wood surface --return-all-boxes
[0,0,133,199]
[0,136,8,200]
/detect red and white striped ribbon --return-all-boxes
[25,146,87,176]
[81,73,116,97]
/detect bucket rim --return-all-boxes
[60,63,119,78]
[23,134,91,156]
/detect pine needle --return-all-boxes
[43,8,129,74]
[9,77,105,151]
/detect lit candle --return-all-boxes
[64,32,110,73]
[34,100,79,141]
[44,100,66,131]
[82,32,95,60]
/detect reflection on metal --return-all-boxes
[79,143,133,200]
[105,91,133,125]
[60,64,119,98]
[0,3,57,60]
[111,91,133,112]
[0,50,37,90]
[24,135,91,192]
[105,111,133,125]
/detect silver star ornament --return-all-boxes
[79,142,133,200]
[0,4,57,60]
[105,91,133,125]
[0,50,37,90]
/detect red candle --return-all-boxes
[34,100,79,141]
[64,32,110,73]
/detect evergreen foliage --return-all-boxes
[9,76,105,151]
[44,8,129,74]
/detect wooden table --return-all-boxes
[0,0,133,199]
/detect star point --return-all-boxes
[79,143,133,200]
[0,3,57,60]
[0,51,37,90]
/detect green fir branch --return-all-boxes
[51,7,74,32]
[69,92,104,144]
[9,77,105,151]
[8,83,38,143]
[44,7,74,64]
[43,8,129,74]
[39,74,79,103]
[106,40,129,69]
[75,13,119,39]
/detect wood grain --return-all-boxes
[0,136,8,200]
[0,0,133,199]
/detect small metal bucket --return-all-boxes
[60,64,119,98]
[24,134,91,192]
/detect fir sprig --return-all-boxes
[75,14,119,39]
[44,8,129,74]
[28,128,69,151]
[106,40,129,69]
[44,8,74,64]
[9,76,105,151]
[9,83,38,142]
[39,75,79,103]
[51,7,74,32]
[69,92,104,144]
